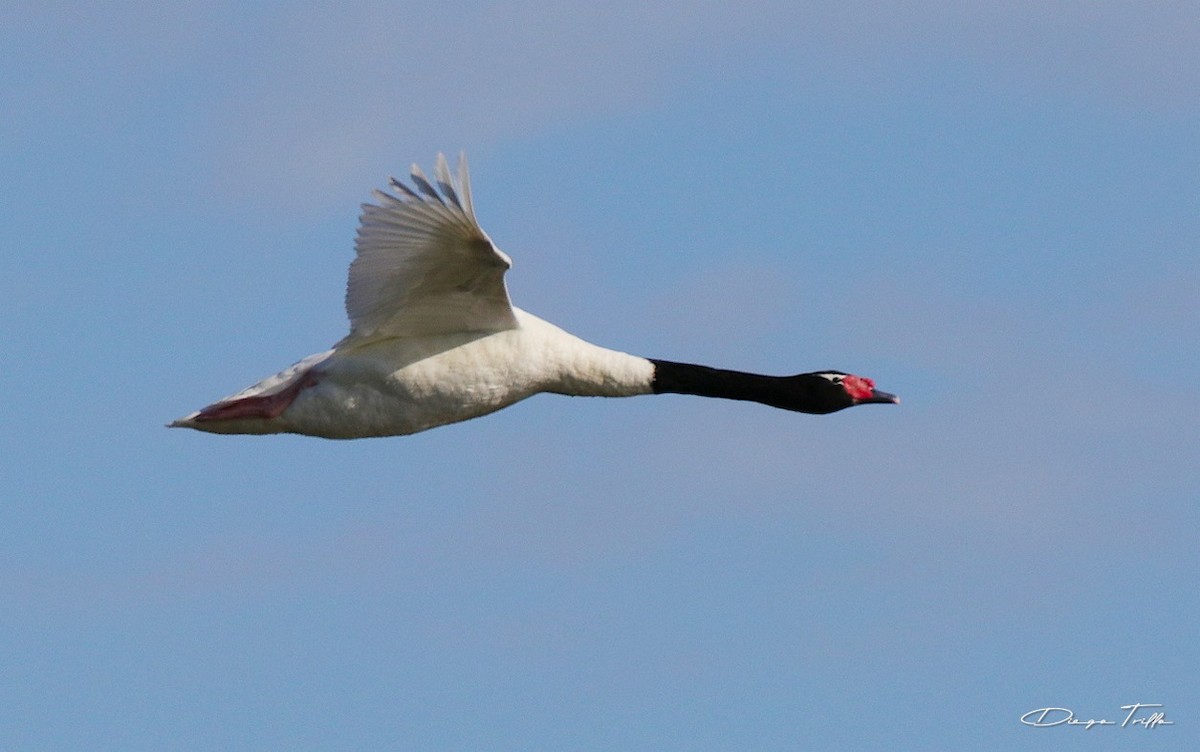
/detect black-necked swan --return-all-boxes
[171,154,897,439]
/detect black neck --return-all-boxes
[648,359,851,415]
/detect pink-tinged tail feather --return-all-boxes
[171,370,318,428]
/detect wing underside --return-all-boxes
[344,153,518,341]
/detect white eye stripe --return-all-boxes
[815,372,844,384]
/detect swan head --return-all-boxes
[804,371,899,414]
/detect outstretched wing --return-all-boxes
[343,152,518,341]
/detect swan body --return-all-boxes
[180,309,652,439]
[172,154,896,439]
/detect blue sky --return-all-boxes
[3,2,1197,749]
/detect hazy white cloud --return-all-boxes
[10,2,1192,211]
[9,1,1190,189]
[179,1,1197,212]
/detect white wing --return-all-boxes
[343,152,518,341]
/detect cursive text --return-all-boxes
[1021,704,1173,730]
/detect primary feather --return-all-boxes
[344,152,517,341]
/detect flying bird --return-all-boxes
[172,154,897,439]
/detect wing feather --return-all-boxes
[344,153,518,341]
[387,177,420,200]
[434,152,461,209]
[408,164,445,205]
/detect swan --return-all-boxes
[171,154,897,439]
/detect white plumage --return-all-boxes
[171,153,896,439]
[346,154,517,340]
[172,154,653,439]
